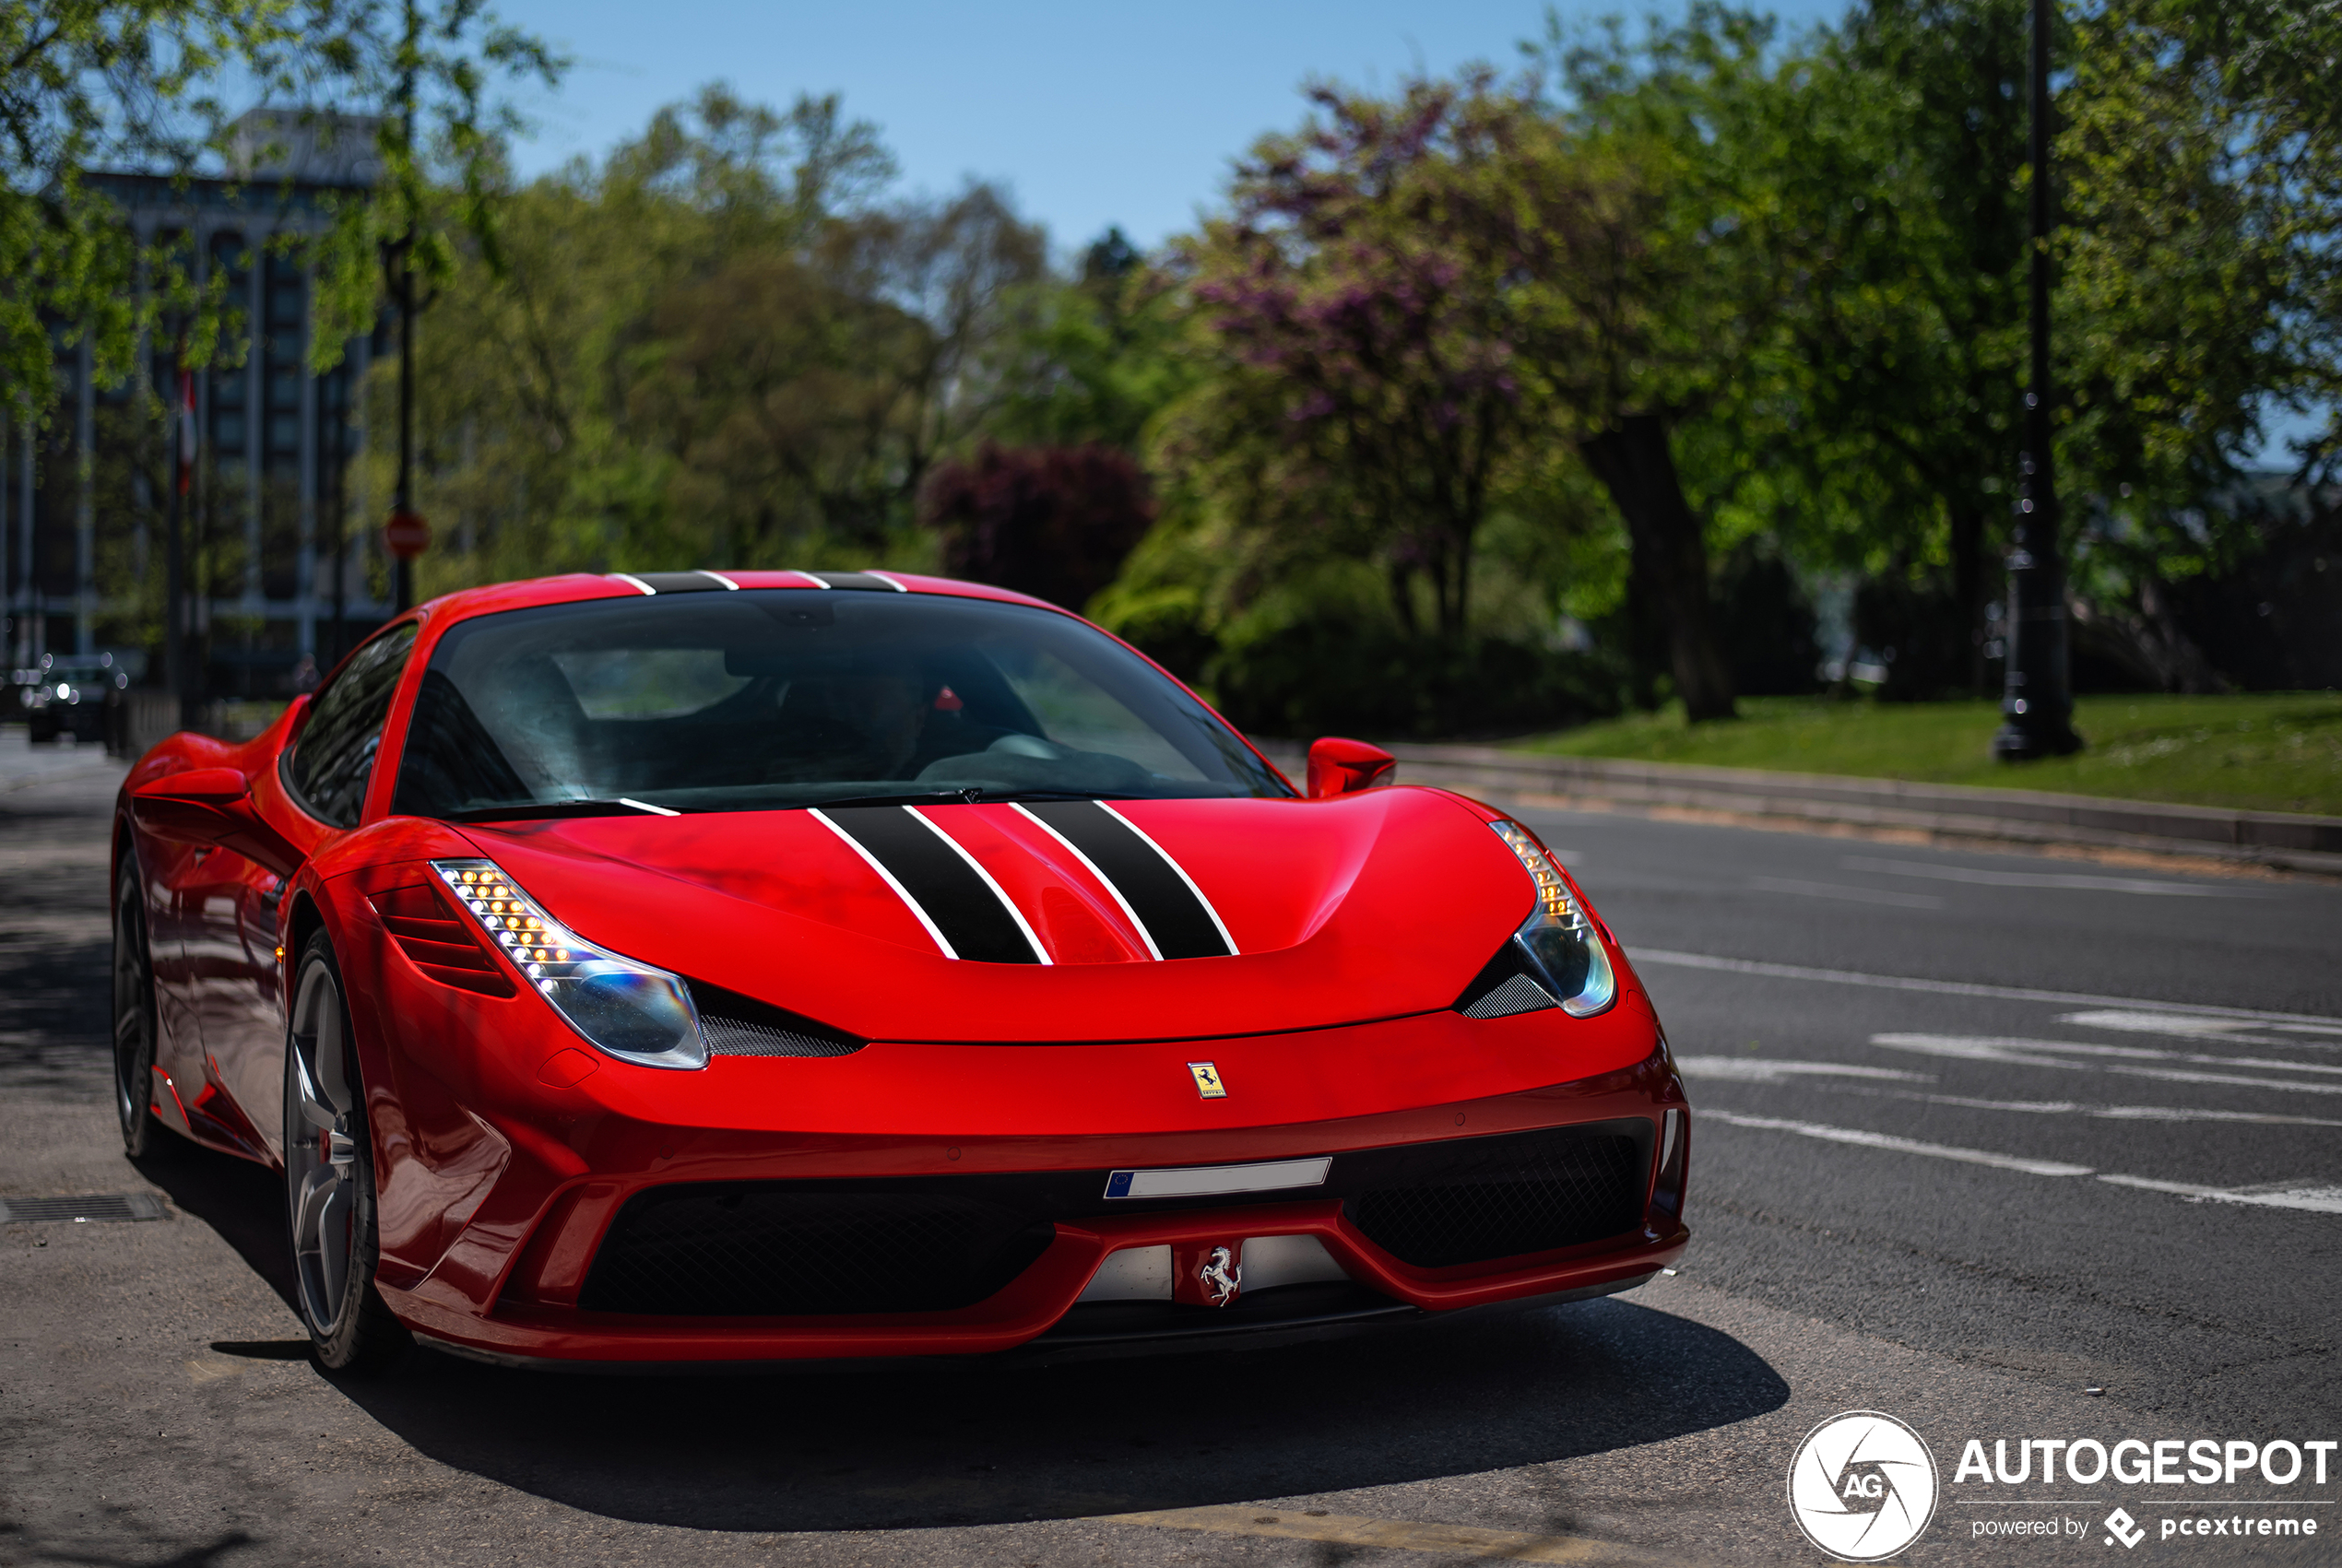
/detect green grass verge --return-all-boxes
[1509,693,2342,818]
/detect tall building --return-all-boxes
[2,111,393,694]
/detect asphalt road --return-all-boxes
[4,730,2336,1568]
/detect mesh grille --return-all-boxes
[701,1015,864,1058]
[1345,1126,1647,1268]
[580,1185,1054,1316]
[1461,973,1557,1020]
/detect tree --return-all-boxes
[1164,77,1536,641]
[0,0,559,417]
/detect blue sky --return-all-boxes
[493,0,1850,253]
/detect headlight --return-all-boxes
[430,857,708,1069]
[1481,819,1616,1018]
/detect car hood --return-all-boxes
[456,788,1535,1043]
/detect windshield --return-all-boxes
[389,589,1290,819]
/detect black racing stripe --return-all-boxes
[822,807,1039,963]
[1023,801,1231,960]
[631,571,730,594]
[810,571,903,592]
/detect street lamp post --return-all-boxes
[1994,0,2082,760]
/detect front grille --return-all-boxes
[578,1117,1654,1317]
[579,1184,1054,1315]
[1344,1125,1650,1268]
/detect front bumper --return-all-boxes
[374,1054,1689,1366]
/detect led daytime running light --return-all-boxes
[429,857,708,1069]
[1487,819,1615,1018]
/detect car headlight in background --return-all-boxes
[1484,819,1616,1018]
[430,857,709,1069]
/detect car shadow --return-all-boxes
[133,1139,299,1315]
[322,1291,1788,1533]
[130,1071,1790,1534]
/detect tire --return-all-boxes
[283,930,409,1373]
[112,854,179,1161]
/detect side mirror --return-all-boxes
[1306,737,1396,799]
[131,767,303,877]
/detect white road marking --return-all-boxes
[1700,1111,2096,1176]
[1869,1034,2342,1091]
[2095,1177,2342,1214]
[1841,855,2262,897]
[2109,1065,2342,1097]
[1634,949,2342,1028]
[1748,876,1944,910]
[1676,1055,1934,1084]
[1866,1034,2088,1070]
[2059,1009,2342,1048]
[1708,1110,2342,1210]
[1792,1084,2342,1128]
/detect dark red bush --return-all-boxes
[917,443,1154,611]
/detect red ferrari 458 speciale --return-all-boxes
[112,569,1689,1371]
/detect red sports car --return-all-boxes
[112,570,1689,1372]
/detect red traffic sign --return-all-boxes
[384,511,432,560]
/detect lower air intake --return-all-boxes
[579,1184,1055,1316]
[1345,1124,1649,1268]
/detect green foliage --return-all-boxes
[377,84,1047,594]
[0,0,560,414]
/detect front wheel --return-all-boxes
[283,931,409,1373]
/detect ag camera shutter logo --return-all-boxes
[1788,1411,1940,1562]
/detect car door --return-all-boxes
[201,623,417,1161]
[136,831,215,1126]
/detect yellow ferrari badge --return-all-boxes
[1188,1061,1227,1099]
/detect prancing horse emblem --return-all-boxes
[1198,1244,1241,1306]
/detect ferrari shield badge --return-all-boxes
[1188,1061,1227,1099]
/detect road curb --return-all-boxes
[1255,741,2342,877]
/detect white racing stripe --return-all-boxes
[1006,801,1165,961]
[903,808,1051,965]
[1634,949,2342,1029]
[1095,801,1239,956]
[807,808,957,960]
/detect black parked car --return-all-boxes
[14,654,129,743]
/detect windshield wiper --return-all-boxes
[446,797,686,822]
[789,789,986,810]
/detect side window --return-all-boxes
[284,624,418,826]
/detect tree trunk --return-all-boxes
[1579,414,1737,722]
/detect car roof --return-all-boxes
[415,570,1066,628]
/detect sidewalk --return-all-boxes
[0,728,130,798]
[1255,740,2342,877]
